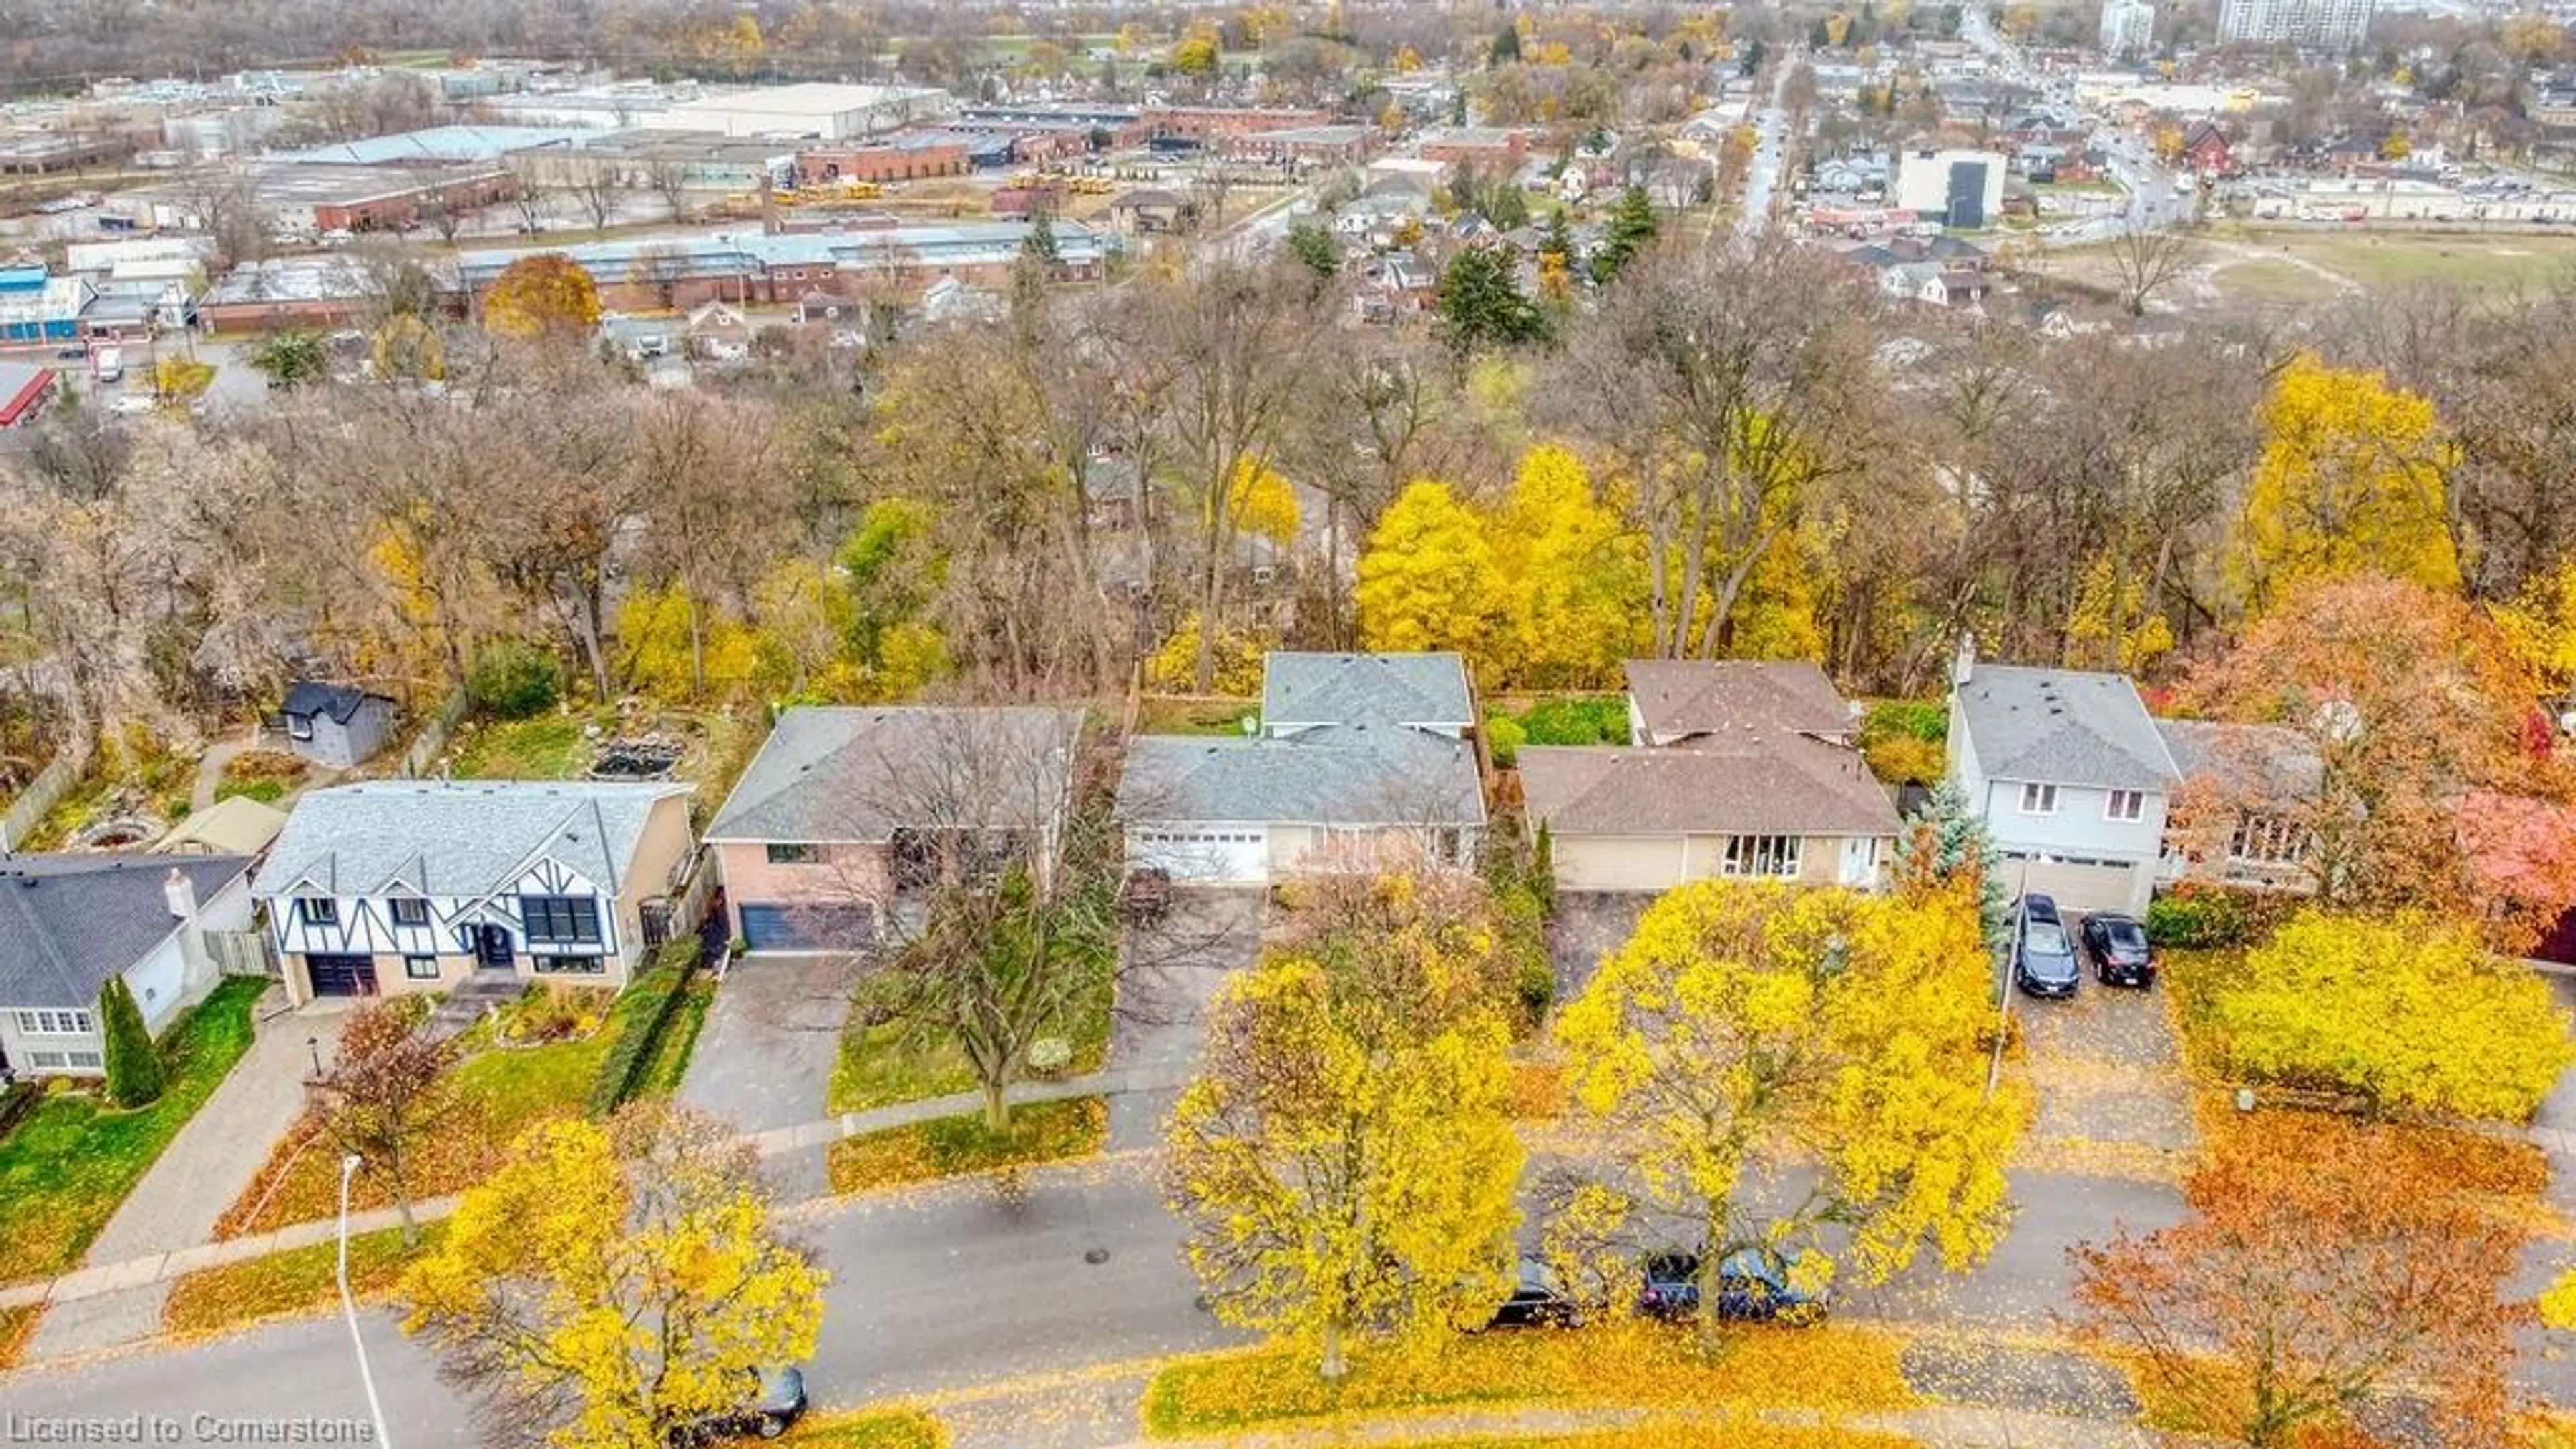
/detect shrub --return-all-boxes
[586,938,702,1117]
[99,977,164,1107]
[1864,699,1948,743]
[1529,820,1556,914]
[1519,696,1629,746]
[497,983,608,1044]
[2146,887,2297,949]
[466,640,561,720]
[1495,883,1554,1032]
[1861,733,1947,786]
[1026,1036,1073,1076]
[1486,716,1527,767]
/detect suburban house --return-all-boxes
[685,299,753,358]
[1947,645,2183,915]
[252,781,697,1002]
[276,682,397,770]
[152,795,288,859]
[2154,718,2318,892]
[706,706,1087,954]
[0,854,258,1079]
[1523,660,1898,894]
[1119,651,1485,885]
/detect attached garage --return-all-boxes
[737,903,876,954]
[1552,835,1689,893]
[1128,828,1269,885]
[303,953,378,998]
[2001,855,2145,916]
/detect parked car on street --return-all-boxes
[675,1366,808,1442]
[1638,1248,1829,1325]
[2080,910,2156,988]
[2013,894,2080,999]
[1480,1254,1582,1330]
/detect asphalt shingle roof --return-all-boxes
[1955,665,2181,792]
[252,781,691,900]
[1119,725,1485,829]
[1625,660,1856,744]
[1519,736,1898,839]
[1261,653,1473,731]
[706,706,1084,844]
[2155,718,2322,806]
[281,681,388,724]
[0,854,254,1010]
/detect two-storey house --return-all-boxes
[1947,644,2182,916]
[252,782,696,1004]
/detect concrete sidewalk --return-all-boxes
[24,995,344,1359]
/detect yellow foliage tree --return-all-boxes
[1166,871,1523,1378]
[401,1106,825,1449]
[482,253,604,341]
[1148,612,1269,696]
[1723,523,1829,663]
[2065,553,2175,673]
[1490,445,1646,686]
[372,313,445,381]
[1223,457,1301,549]
[2239,352,2459,608]
[1355,480,1499,658]
[1171,24,1222,76]
[2213,910,2573,1121]
[615,583,759,701]
[1555,879,2021,1344]
[2490,561,2576,702]
[2379,131,2412,161]
[152,357,215,404]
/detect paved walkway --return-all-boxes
[187,733,258,814]
[25,994,344,1359]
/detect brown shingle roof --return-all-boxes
[1623,660,1855,745]
[1519,735,1898,839]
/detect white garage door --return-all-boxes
[1132,828,1269,885]
[2002,855,2142,916]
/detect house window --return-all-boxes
[2104,790,2145,822]
[14,1009,95,1036]
[301,897,339,926]
[520,895,602,944]
[391,898,430,926]
[404,955,441,981]
[534,955,606,975]
[1722,835,1803,879]
[2018,782,2059,815]
[766,843,820,865]
[2230,814,2306,865]
[288,716,314,741]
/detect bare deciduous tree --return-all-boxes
[2108,220,2198,317]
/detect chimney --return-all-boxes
[1951,633,1978,690]
[164,867,197,921]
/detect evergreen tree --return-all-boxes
[1588,186,1659,285]
[99,977,164,1108]
[1490,25,1522,64]
[1450,86,1469,126]
[1436,246,1546,356]
[1286,221,1342,281]
[1531,820,1558,914]
[1898,779,2011,952]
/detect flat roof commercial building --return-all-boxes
[640,83,956,142]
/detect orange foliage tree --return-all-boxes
[482,253,604,341]
[2072,1118,2527,1449]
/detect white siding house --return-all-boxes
[0,855,258,1079]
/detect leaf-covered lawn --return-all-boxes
[826,1097,1106,1193]
[0,1303,36,1370]
[164,1220,447,1341]
[215,986,665,1238]
[1141,1322,1921,1438]
[827,973,1112,1116]
[1408,1430,1919,1449]
[0,977,267,1284]
[447,714,594,780]
[781,1408,949,1448]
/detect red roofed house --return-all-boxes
[0,362,56,429]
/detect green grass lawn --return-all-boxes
[2209,258,2345,305]
[2279,232,2576,290]
[828,974,1112,1116]
[826,1097,1106,1193]
[163,1220,447,1341]
[447,714,596,780]
[782,1408,949,1448]
[1133,696,1258,736]
[0,977,268,1285]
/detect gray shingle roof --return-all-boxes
[1261,653,1473,731]
[0,853,254,1010]
[1519,737,1899,838]
[1119,725,1485,829]
[706,706,1085,844]
[252,781,692,900]
[1955,665,2181,792]
[1625,659,1856,744]
[281,682,390,723]
[2155,718,2322,806]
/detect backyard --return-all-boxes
[0,977,268,1284]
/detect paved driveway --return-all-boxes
[680,954,857,1195]
[2012,922,2196,1179]
[1106,889,1264,1149]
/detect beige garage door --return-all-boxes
[2002,856,2141,916]
[1556,836,1688,892]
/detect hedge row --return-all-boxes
[586,935,705,1117]
[0,1080,38,1142]
[2145,885,2300,951]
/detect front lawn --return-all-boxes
[827,973,1111,1116]
[0,1303,35,1370]
[0,977,267,1285]
[163,1220,447,1342]
[1140,1321,1920,1437]
[826,1097,1106,1193]
[782,1408,949,1448]
[215,983,668,1238]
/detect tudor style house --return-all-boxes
[252,781,696,1003]
[705,706,1086,955]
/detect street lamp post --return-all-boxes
[337,1154,395,1449]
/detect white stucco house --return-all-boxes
[0,853,258,1079]
[1946,643,2183,916]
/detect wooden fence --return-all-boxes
[1,741,91,852]
[398,688,472,780]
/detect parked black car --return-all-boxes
[1638,1248,1828,1325]
[2013,894,2080,999]
[1481,1254,1582,1330]
[674,1366,808,1444]
[2081,910,2156,988]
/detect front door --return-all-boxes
[475,924,515,969]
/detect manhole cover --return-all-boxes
[1084,1248,1111,1265]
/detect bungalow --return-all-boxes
[1120,652,1485,885]
[2154,718,2318,892]
[705,706,1085,955]
[685,299,752,359]
[0,855,258,1079]
[252,781,696,1002]
[276,682,396,770]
